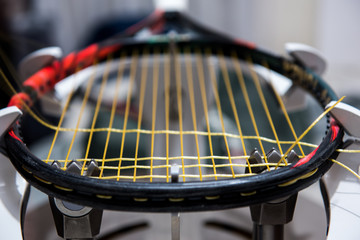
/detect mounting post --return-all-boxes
[49,160,103,240]
[250,194,298,240]
[171,164,181,240]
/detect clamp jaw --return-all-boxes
[18,46,64,117]
[49,160,103,239]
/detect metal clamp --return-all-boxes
[285,42,326,76]
[49,160,103,240]
[18,46,63,117]
[250,194,298,240]
[246,147,299,240]
[274,42,328,113]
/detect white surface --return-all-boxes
[0,152,25,240]
[328,181,360,240]
[324,140,360,239]
[0,200,22,240]
[154,0,188,11]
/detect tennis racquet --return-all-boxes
[3,10,343,215]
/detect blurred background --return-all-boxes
[0,0,359,239]
[1,0,359,97]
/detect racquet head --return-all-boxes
[4,10,344,212]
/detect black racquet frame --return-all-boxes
[4,11,343,212]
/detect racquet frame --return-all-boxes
[4,11,344,212]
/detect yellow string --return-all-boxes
[117,50,139,180]
[49,158,286,168]
[65,63,99,164]
[337,149,360,153]
[263,62,305,158]
[0,48,22,91]
[150,48,160,182]
[84,57,113,164]
[206,48,235,178]
[0,34,67,127]
[98,53,126,177]
[133,49,149,182]
[276,96,345,168]
[231,52,270,171]
[174,44,186,182]
[331,158,360,181]
[0,67,72,136]
[2,45,346,182]
[247,57,285,162]
[195,49,217,179]
[184,47,203,181]
[0,68,18,95]
[218,50,250,171]
[2,60,320,152]
[164,49,171,182]
[46,81,76,165]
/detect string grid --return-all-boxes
[7,47,349,182]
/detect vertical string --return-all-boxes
[64,61,98,164]
[217,50,250,171]
[46,62,91,166]
[133,49,149,181]
[98,52,126,177]
[150,48,160,182]
[45,86,74,165]
[195,49,217,179]
[117,49,139,180]
[164,49,171,182]
[79,61,100,175]
[184,47,202,181]
[84,57,113,165]
[174,45,186,182]
[247,57,285,161]
[231,52,270,170]
[206,48,235,178]
[264,62,305,158]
